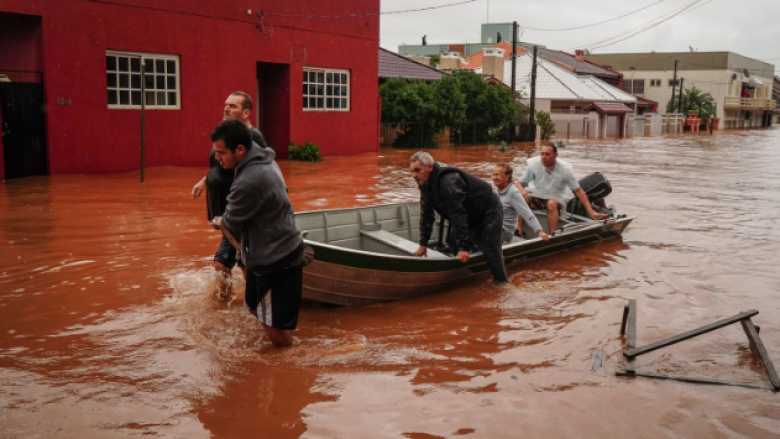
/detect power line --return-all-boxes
[579,0,704,51]
[522,0,668,32]
[266,0,480,18]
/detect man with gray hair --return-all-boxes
[410,151,508,284]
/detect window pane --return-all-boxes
[119,74,129,88]
[341,87,347,96]
[167,92,177,106]
[157,91,165,105]
[156,59,165,73]
[146,91,156,105]
[303,97,308,108]
[107,73,117,88]
[145,74,154,89]
[326,73,333,83]
[156,75,165,89]
[131,74,141,89]
[118,57,129,72]
[130,58,141,73]
[166,60,176,74]
[303,71,309,82]
[327,85,333,96]
[144,58,154,73]
[106,56,117,71]
[119,90,130,105]
[131,91,142,106]
[317,72,324,82]
[327,98,333,108]
[341,74,347,84]
[334,75,340,85]
[334,99,341,109]
[317,97,323,108]
[317,85,324,96]
[167,76,176,90]
[107,89,118,105]
[309,97,316,108]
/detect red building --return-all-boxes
[0,0,380,179]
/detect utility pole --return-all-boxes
[511,21,517,95]
[530,45,538,126]
[140,63,146,183]
[670,59,679,112]
[677,77,684,114]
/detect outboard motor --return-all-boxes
[566,172,614,217]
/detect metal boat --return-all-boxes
[295,202,634,306]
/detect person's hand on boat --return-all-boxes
[413,245,428,257]
[457,251,470,263]
[537,230,550,241]
[588,210,609,221]
[192,176,206,199]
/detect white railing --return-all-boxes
[723,97,777,111]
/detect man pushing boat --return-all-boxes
[410,152,508,284]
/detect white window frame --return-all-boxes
[106,50,181,110]
[650,79,662,87]
[302,67,350,112]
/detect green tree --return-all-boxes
[666,86,715,118]
[442,70,520,143]
[535,111,556,140]
[379,77,465,148]
[379,71,520,147]
[430,54,440,68]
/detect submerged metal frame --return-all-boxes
[617,300,780,392]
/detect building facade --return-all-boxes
[0,0,380,179]
[585,52,777,130]
[398,22,536,58]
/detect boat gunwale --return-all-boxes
[297,202,634,263]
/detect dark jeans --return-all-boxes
[447,200,508,283]
[214,235,237,269]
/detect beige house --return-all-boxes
[585,52,776,129]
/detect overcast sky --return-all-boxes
[380,0,780,72]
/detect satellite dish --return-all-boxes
[743,68,751,78]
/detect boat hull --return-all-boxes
[300,212,633,306]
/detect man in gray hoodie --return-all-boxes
[211,119,304,347]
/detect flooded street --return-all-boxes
[2,128,780,438]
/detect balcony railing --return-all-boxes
[723,97,777,111]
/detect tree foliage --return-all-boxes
[666,86,715,118]
[535,111,556,140]
[379,71,520,147]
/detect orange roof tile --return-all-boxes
[463,42,525,70]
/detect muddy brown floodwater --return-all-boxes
[2,128,780,439]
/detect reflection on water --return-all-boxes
[2,129,780,438]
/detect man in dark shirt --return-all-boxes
[191,92,270,289]
[410,151,508,284]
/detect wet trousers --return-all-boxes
[446,199,508,283]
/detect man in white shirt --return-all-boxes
[516,145,607,232]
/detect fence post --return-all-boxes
[567,121,571,140]
[584,117,589,139]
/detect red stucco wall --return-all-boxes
[0,0,380,175]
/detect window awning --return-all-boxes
[582,102,634,114]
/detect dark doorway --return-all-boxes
[257,62,290,159]
[1,83,48,178]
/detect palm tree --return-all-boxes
[666,86,715,118]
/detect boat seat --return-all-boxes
[360,229,447,258]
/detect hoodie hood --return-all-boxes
[235,142,276,175]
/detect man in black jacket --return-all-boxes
[410,151,508,284]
